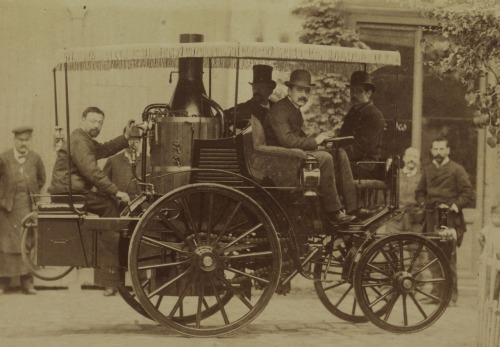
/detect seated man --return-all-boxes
[224,64,276,133]
[340,71,385,179]
[264,69,356,225]
[48,106,136,217]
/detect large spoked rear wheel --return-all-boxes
[353,233,453,333]
[21,212,74,281]
[129,183,281,336]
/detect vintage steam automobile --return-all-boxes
[20,34,454,337]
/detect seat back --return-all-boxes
[243,116,307,187]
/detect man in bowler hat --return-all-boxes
[340,71,385,179]
[265,69,356,225]
[0,126,46,294]
[225,64,277,133]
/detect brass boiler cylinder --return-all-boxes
[151,34,220,194]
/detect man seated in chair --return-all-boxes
[48,106,136,217]
[264,69,356,225]
[224,64,276,134]
[340,71,385,180]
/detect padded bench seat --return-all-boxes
[37,202,86,213]
[354,179,388,207]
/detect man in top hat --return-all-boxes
[224,64,277,133]
[340,71,385,179]
[265,69,356,225]
[0,126,46,294]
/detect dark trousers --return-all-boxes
[0,274,34,290]
[52,191,120,217]
[308,148,357,213]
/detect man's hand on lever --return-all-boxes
[115,191,130,203]
[315,132,331,145]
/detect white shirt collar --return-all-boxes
[432,156,450,168]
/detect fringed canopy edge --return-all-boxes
[55,42,401,74]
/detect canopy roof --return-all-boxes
[56,42,400,75]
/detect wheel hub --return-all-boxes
[393,271,415,293]
[194,246,218,272]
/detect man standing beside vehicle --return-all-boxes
[48,106,137,217]
[415,137,474,306]
[264,69,356,225]
[0,126,46,294]
[340,71,385,179]
[224,64,276,134]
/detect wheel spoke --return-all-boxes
[368,287,394,309]
[196,281,206,328]
[412,257,439,276]
[399,240,405,271]
[409,292,428,319]
[138,259,190,271]
[147,266,193,299]
[383,291,400,322]
[322,280,346,292]
[351,296,357,315]
[226,266,269,284]
[178,197,201,245]
[220,223,263,251]
[402,293,408,326]
[141,236,190,255]
[219,274,253,310]
[361,279,392,288]
[379,248,398,274]
[168,273,197,319]
[206,193,214,244]
[407,242,424,273]
[209,277,230,324]
[156,210,196,249]
[366,263,392,278]
[222,251,273,260]
[414,287,443,303]
[155,295,163,309]
[212,202,242,246]
[335,284,353,306]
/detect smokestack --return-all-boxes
[169,34,213,117]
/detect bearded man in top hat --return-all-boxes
[340,71,385,179]
[0,126,46,294]
[265,69,356,225]
[224,64,277,133]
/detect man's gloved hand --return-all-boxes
[115,191,130,203]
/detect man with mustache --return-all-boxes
[340,71,385,179]
[0,126,45,294]
[265,69,356,225]
[416,137,474,306]
[49,106,135,217]
[225,65,276,134]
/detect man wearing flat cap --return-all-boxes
[0,126,46,294]
[340,71,385,179]
[225,64,277,133]
[265,69,356,225]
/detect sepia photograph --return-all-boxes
[0,0,498,346]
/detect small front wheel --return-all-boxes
[354,233,453,333]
